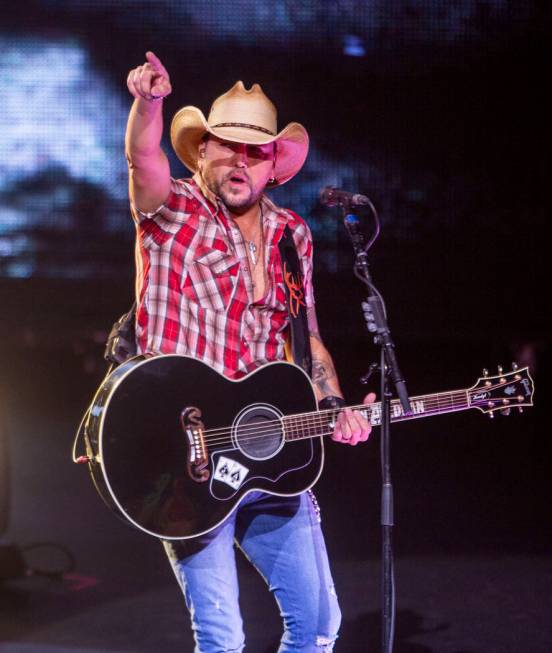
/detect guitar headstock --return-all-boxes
[468,363,534,417]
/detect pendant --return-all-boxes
[248,241,257,266]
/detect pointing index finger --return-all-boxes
[146,51,168,77]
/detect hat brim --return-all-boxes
[170,106,309,187]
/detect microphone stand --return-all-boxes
[342,209,412,653]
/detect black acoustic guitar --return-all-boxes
[81,355,534,540]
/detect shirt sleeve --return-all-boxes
[130,178,196,226]
[130,178,199,250]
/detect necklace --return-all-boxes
[246,207,264,270]
[248,239,259,266]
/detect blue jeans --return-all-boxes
[163,491,341,652]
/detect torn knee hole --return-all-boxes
[316,634,337,651]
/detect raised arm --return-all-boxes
[125,51,172,213]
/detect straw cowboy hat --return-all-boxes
[170,81,309,186]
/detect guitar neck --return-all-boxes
[284,388,470,441]
[365,389,470,425]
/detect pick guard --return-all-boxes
[210,441,314,501]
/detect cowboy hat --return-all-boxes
[170,81,309,186]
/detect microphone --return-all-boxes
[319,186,371,207]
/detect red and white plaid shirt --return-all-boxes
[131,176,314,379]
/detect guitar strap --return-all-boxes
[278,225,312,378]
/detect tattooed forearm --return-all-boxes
[307,306,322,342]
[308,306,344,399]
[311,357,338,396]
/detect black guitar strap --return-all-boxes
[278,225,312,378]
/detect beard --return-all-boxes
[203,169,263,213]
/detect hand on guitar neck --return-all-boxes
[328,392,376,446]
[308,311,376,446]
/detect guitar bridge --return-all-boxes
[181,406,210,483]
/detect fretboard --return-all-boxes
[283,389,469,441]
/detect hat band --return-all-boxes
[211,122,276,136]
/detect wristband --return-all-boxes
[318,395,346,410]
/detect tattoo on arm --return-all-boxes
[312,357,337,396]
[307,306,343,398]
[307,306,322,342]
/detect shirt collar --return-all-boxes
[260,194,291,226]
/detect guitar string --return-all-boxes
[195,394,473,449]
[179,376,527,451]
[197,405,470,450]
[200,396,470,444]
[197,384,526,450]
[201,394,469,445]
[199,390,470,439]
[195,404,496,448]
[196,376,523,444]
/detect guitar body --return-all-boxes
[86,355,322,540]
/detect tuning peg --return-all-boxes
[512,362,519,371]
[518,406,524,414]
[488,411,495,419]
[497,365,503,375]
[482,368,489,377]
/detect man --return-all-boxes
[125,51,375,653]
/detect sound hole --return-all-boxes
[234,404,284,460]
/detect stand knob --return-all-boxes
[360,363,379,384]
[361,301,377,332]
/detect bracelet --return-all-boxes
[318,395,346,410]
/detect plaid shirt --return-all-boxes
[131,176,314,379]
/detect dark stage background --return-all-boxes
[0,2,550,651]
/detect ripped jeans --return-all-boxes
[163,491,341,652]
